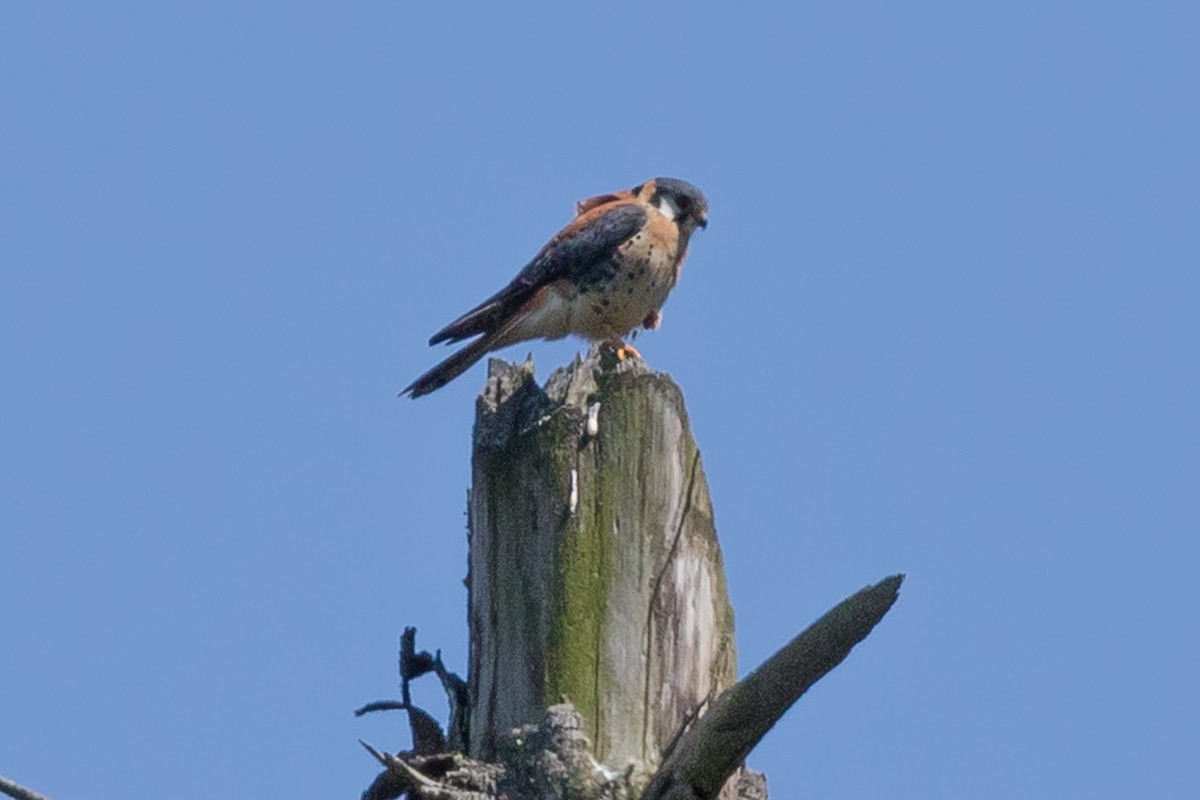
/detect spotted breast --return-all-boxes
[567,209,680,340]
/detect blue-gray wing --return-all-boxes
[428,202,647,346]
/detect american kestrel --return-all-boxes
[402,177,708,398]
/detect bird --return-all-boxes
[401,177,709,398]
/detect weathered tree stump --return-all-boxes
[352,347,903,800]
[467,347,736,784]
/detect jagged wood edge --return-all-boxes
[640,574,905,800]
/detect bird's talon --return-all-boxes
[615,342,642,361]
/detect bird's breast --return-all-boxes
[568,230,679,339]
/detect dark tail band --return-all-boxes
[401,327,508,398]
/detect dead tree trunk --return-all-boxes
[355,347,901,800]
[467,347,736,781]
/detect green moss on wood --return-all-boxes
[470,354,739,768]
[544,416,608,732]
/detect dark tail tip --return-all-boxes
[400,334,496,400]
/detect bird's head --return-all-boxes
[636,178,709,235]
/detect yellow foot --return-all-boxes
[613,341,642,361]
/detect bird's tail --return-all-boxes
[400,325,512,398]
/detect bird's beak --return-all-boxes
[697,215,708,230]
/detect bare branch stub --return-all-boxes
[433,650,471,752]
[0,775,53,800]
[358,628,477,794]
[360,743,501,800]
[640,574,905,800]
[355,700,409,716]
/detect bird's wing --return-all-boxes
[428,201,647,346]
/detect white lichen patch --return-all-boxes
[569,468,579,516]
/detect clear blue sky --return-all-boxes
[2,4,1197,798]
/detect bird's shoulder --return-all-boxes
[513,199,648,290]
